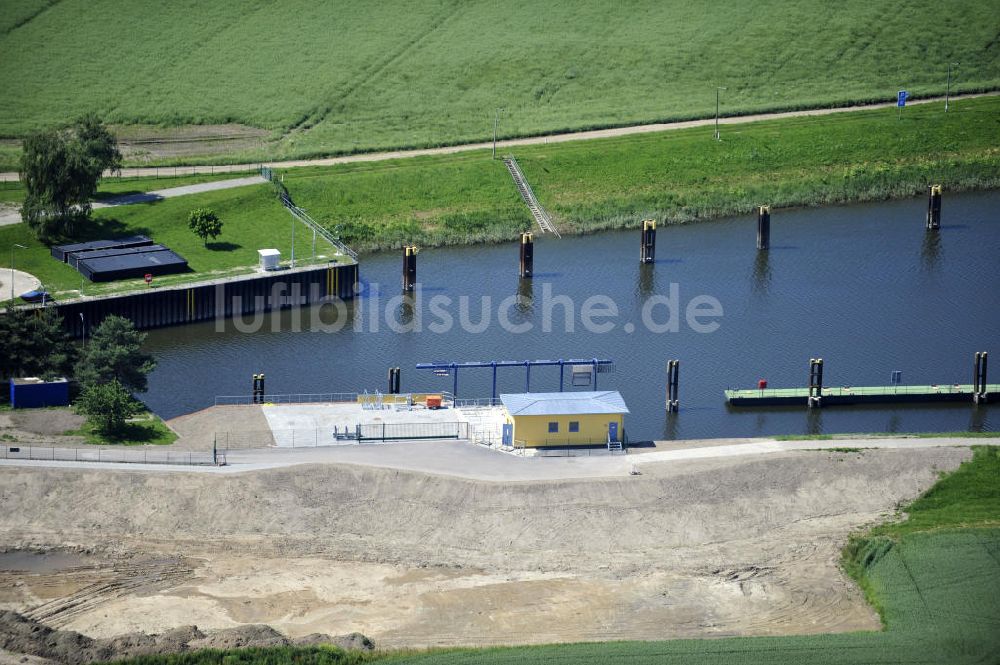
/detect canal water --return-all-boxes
[142,191,1000,440]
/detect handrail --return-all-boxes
[261,167,358,260]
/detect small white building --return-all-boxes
[258,249,281,271]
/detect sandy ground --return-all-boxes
[0,445,971,647]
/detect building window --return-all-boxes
[548,421,559,433]
[569,421,580,432]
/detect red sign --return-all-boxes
[144,273,153,285]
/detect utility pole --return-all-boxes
[9,243,26,301]
[945,62,959,112]
[714,87,727,141]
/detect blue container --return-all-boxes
[10,378,70,409]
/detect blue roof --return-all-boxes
[499,391,629,416]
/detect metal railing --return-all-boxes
[502,156,560,237]
[260,167,358,260]
[1,445,218,465]
[726,383,999,399]
[533,446,627,457]
[358,421,469,442]
[454,397,503,408]
[213,421,470,449]
[215,392,361,406]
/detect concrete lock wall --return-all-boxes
[508,412,624,447]
[31,263,359,338]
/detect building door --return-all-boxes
[502,423,513,446]
[608,421,619,442]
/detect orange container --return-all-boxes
[426,394,443,409]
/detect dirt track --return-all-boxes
[0,445,970,647]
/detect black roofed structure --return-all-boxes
[50,235,152,262]
[76,246,189,282]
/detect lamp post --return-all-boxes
[945,62,959,112]
[79,313,86,350]
[714,87,727,141]
[492,107,505,160]
[9,243,26,302]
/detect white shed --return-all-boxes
[258,249,281,271]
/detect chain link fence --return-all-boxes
[1,444,219,465]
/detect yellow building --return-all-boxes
[499,391,629,448]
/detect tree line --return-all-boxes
[1,312,156,434]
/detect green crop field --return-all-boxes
[110,446,1000,665]
[1,0,998,168]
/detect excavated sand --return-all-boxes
[0,446,969,647]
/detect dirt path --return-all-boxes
[0,176,266,226]
[0,92,993,184]
[0,445,972,647]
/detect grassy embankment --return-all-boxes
[110,446,1000,664]
[1,96,997,298]
[1,0,999,168]
[282,95,1000,250]
[0,180,344,303]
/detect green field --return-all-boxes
[110,446,1000,664]
[1,0,998,168]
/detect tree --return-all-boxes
[75,315,156,393]
[76,380,139,435]
[20,114,122,240]
[188,208,223,245]
[0,308,76,382]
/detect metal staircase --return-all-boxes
[503,157,560,237]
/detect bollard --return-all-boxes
[756,206,770,250]
[808,358,824,408]
[973,351,988,404]
[251,373,265,403]
[519,232,534,278]
[387,367,401,394]
[926,185,942,230]
[640,219,656,264]
[402,245,418,292]
[665,359,680,412]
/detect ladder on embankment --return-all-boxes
[503,157,560,238]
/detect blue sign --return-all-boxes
[897,90,908,107]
